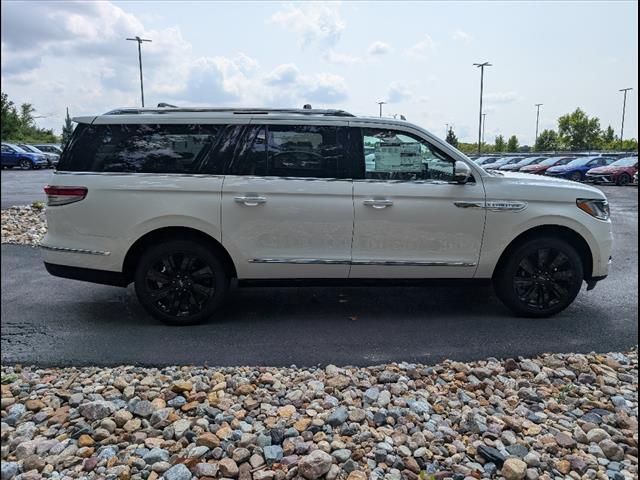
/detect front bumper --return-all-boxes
[585,174,613,183]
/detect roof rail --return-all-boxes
[102,107,355,117]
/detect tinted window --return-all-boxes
[58,124,222,173]
[360,128,455,182]
[228,125,350,178]
[1,145,12,153]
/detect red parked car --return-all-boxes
[585,156,638,186]
[519,156,574,175]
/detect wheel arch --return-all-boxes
[492,224,594,281]
[122,226,237,283]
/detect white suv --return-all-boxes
[41,106,613,324]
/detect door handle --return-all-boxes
[234,195,267,206]
[363,199,393,209]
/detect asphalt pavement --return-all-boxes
[1,169,52,209]
[1,175,638,367]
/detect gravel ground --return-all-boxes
[1,205,46,246]
[1,350,637,480]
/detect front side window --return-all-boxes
[58,124,221,173]
[361,128,455,182]
[1,145,12,153]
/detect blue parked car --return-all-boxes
[1,143,49,170]
[545,156,615,182]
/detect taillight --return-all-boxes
[44,185,88,206]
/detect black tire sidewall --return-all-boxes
[20,159,33,170]
[617,173,630,186]
[570,171,582,182]
[134,240,228,325]
[494,237,584,317]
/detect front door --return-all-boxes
[350,126,486,278]
[221,122,354,279]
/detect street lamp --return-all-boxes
[482,113,487,146]
[473,62,492,153]
[377,101,387,118]
[619,88,633,147]
[126,36,152,107]
[534,103,543,147]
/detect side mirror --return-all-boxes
[454,161,472,184]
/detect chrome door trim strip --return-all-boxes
[250,258,476,267]
[351,260,477,267]
[453,201,484,209]
[40,244,111,256]
[250,258,351,265]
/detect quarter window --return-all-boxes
[361,128,455,182]
[57,124,221,173]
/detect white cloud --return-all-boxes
[268,2,345,48]
[368,41,391,56]
[387,82,412,103]
[264,64,301,86]
[304,73,348,103]
[405,35,437,59]
[323,50,363,65]
[485,91,519,104]
[452,29,472,44]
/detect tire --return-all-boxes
[134,240,229,325]
[493,236,584,318]
[616,173,631,186]
[570,171,583,182]
[19,159,33,170]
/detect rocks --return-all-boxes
[502,458,528,480]
[1,205,47,246]
[0,350,636,480]
[164,463,192,480]
[298,450,333,479]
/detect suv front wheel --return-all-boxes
[134,240,229,325]
[493,236,584,317]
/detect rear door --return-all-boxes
[221,121,355,279]
[349,125,486,279]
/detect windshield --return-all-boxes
[610,157,638,167]
[539,157,570,167]
[515,157,545,166]
[566,157,598,167]
[8,144,27,153]
[490,157,516,166]
[19,145,39,153]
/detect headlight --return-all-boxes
[577,198,610,221]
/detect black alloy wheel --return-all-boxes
[134,240,228,325]
[617,173,631,186]
[494,237,583,317]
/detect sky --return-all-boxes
[1,1,638,144]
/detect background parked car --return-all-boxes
[481,156,522,170]
[585,156,638,186]
[520,156,575,175]
[545,156,614,181]
[18,144,59,168]
[1,143,49,170]
[499,156,548,172]
[33,144,63,155]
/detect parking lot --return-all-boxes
[1,169,638,367]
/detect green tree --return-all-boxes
[61,108,75,146]
[1,92,20,140]
[0,91,59,143]
[494,135,506,152]
[558,108,601,151]
[535,129,559,151]
[601,125,616,145]
[445,127,459,148]
[507,135,519,152]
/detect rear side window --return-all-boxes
[228,124,351,178]
[58,124,222,173]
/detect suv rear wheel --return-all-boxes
[134,240,229,325]
[493,236,584,317]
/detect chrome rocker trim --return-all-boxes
[40,245,111,256]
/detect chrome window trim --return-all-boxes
[54,171,224,178]
[40,244,111,256]
[250,258,476,267]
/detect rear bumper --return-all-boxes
[44,262,129,287]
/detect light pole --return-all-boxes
[619,88,633,147]
[445,123,449,137]
[377,101,387,117]
[126,36,152,107]
[473,62,492,153]
[534,103,543,148]
[481,113,486,147]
